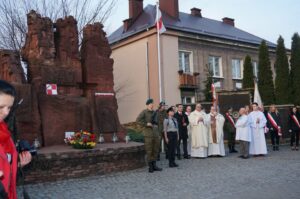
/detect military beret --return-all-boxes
[146,98,154,105]
[159,100,166,106]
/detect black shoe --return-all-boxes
[177,155,181,160]
[276,146,279,151]
[272,146,276,151]
[232,148,238,153]
[184,155,190,159]
[169,162,178,168]
[241,156,249,159]
[148,162,154,173]
[152,161,162,171]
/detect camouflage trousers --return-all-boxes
[144,136,160,162]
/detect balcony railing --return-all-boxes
[178,71,199,89]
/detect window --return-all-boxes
[181,96,195,104]
[252,61,258,78]
[231,59,243,79]
[179,51,193,73]
[208,56,222,77]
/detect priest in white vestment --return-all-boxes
[189,104,208,158]
[248,102,267,155]
[235,108,251,159]
[206,106,225,157]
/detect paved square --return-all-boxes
[18,145,300,199]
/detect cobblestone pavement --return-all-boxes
[17,145,300,199]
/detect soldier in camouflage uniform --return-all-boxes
[136,99,162,173]
[156,101,167,160]
[224,107,238,153]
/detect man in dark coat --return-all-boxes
[174,104,190,159]
[224,107,238,153]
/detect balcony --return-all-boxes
[178,71,199,89]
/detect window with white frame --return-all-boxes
[252,61,258,78]
[208,56,222,77]
[181,96,195,104]
[231,59,243,79]
[179,51,193,73]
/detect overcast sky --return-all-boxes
[104,0,300,48]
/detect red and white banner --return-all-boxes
[225,113,235,128]
[46,84,58,95]
[211,83,217,108]
[291,114,300,128]
[156,6,166,34]
[267,113,282,136]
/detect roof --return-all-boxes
[108,5,276,48]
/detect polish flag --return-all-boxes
[156,7,166,34]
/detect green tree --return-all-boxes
[258,40,275,105]
[242,55,254,89]
[290,33,300,105]
[204,65,213,101]
[274,36,290,104]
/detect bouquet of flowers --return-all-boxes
[65,130,97,149]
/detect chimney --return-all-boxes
[123,18,132,32]
[159,0,179,19]
[191,8,202,17]
[222,17,235,26]
[123,0,143,31]
[129,0,143,19]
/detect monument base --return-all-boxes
[22,142,145,184]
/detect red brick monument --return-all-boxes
[0,10,123,146]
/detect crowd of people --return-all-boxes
[136,99,300,173]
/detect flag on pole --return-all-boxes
[156,6,166,34]
[254,80,263,108]
[211,83,217,109]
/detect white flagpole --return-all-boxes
[156,2,164,154]
[156,1,162,103]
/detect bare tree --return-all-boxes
[0,0,117,51]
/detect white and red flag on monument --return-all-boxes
[46,84,58,95]
[156,6,166,34]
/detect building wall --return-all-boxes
[178,36,276,101]
[111,30,277,123]
[161,34,181,106]
[112,37,149,124]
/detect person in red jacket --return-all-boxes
[0,80,31,198]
